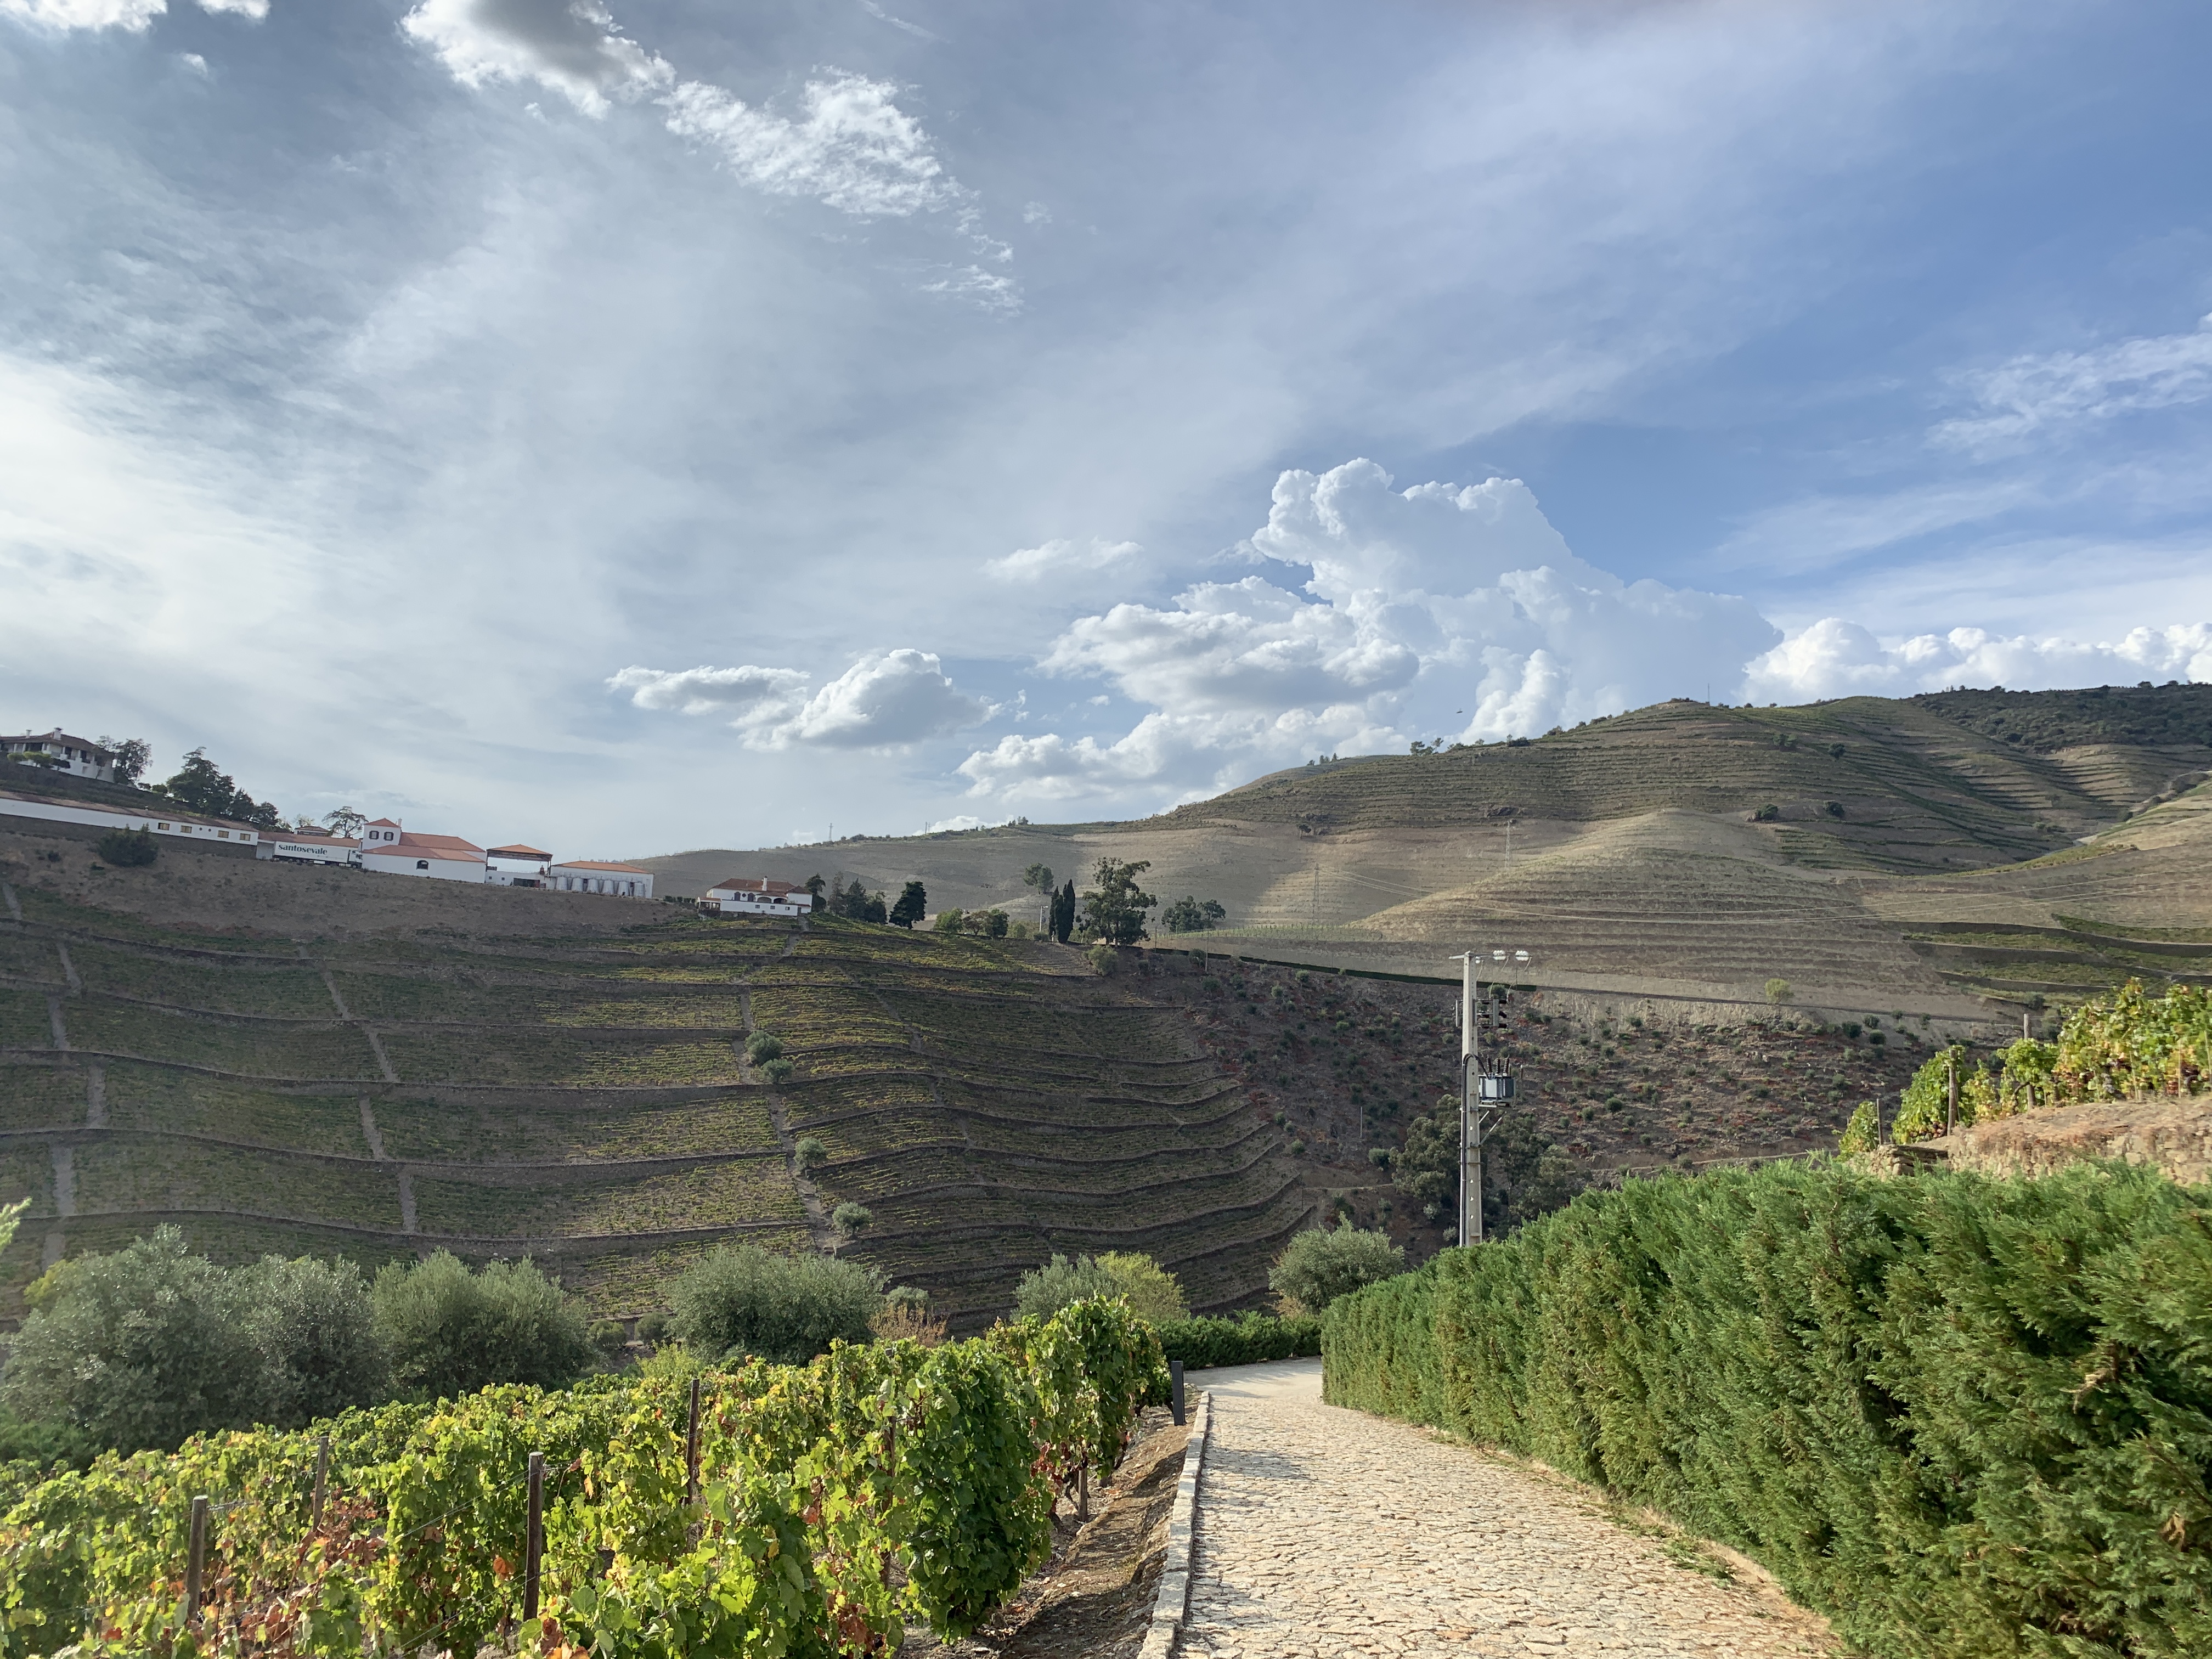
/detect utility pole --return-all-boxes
[1454,951,1478,1248]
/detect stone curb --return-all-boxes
[1137,1389,1211,1659]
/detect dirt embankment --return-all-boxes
[1932,1097,2212,1186]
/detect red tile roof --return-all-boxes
[555,860,648,873]
[487,845,552,859]
[363,842,483,864]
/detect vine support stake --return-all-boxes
[311,1433,331,1531]
[524,1451,544,1622]
[1170,1360,1186,1426]
[685,1375,703,1505]
[184,1493,209,1624]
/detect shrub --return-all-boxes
[761,1056,795,1085]
[1764,978,1792,1004]
[634,1311,672,1345]
[1753,803,1780,821]
[1012,1253,1116,1321]
[371,1251,594,1401]
[93,827,157,866]
[1096,1251,1187,1325]
[832,1200,873,1235]
[794,1135,828,1170]
[1837,1099,1879,1154]
[744,1031,784,1064]
[1154,1311,1322,1369]
[1,1229,389,1453]
[1323,1160,2212,1659]
[588,1319,630,1356]
[669,1243,884,1364]
[1267,1222,1404,1316]
[1086,943,1118,975]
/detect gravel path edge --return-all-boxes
[1137,1389,1211,1659]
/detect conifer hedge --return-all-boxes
[1323,1160,2211,1658]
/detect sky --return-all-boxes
[4,0,2212,855]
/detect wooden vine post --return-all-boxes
[310,1433,331,1531]
[685,1376,703,1505]
[523,1452,544,1622]
[184,1494,209,1626]
[1946,1052,1959,1134]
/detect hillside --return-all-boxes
[639,684,2212,1014]
[0,834,1306,1331]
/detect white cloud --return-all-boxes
[985,537,1142,582]
[925,814,988,832]
[1746,619,2212,702]
[961,459,1777,804]
[611,648,988,751]
[1,0,259,28]
[662,72,954,216]
[402,0,669,115]
[403,2,959,220]
[1933,313,2212,458]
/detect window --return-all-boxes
[416,860,430,870]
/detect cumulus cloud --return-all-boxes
[1933,313,2212,458]
[1746,619,2212,702]
[985,537,1143,582]
[1,0,259,28]
[611,648,989,751]
[960,459,1777,804]
[401,0,963,219]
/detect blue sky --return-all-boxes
[4,0,2211,855]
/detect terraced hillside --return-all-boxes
[0,836,1298,1331]
[639,686,2212,1017]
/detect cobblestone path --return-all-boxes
[1178,1359,1835,1659]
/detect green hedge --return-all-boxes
[1157,1311,1321,1369]
[1323,1160,2212,1659]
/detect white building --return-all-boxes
[3,731,116,782]
[358,820,489,883]
[548,860,654,899]
[486,844,552,887]
[703,876,809,918]
[0,788,260,851]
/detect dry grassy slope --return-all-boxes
[639,690,2212,1017]
[0,827,1307,1330]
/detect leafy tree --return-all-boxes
[1096,1252,1187,1324]
[963,908,1009,938]
[93,827,157,867]
[161,747,282,826]
[589,1319,630,1357]
[1012,1254,1118,1320]
[1161,896,1227,933]
[889,878,928,929]
[1075,857,1156,945]
[321,807,368,838]
[794,1135,828,1170]
[1476,1111,1583,1235]
[0,1229,388,1452]
[96,736,151,786]
[861,890,888,924]
[1268,1223,1404,1316]
[803,873,828,911]
[934,907,966,933]
[745,1031,784,1064]
[830,877,875,920]
[1022,862,1055,929]
[1086,943,1118,975]
[370,1251,594,1401]
[832,1201,873,1237]
[669,1243,884,1364]
[1392,1108,1458,1221]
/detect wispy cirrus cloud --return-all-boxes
[1933,313,2212,458]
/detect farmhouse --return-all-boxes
[703,876,809,917]
[359,821,489,883]
[548,859,654,899]
[2,730,116,781]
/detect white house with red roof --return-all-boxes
[357,819,488,883]
[548,859,654,899]
[2,730,117,781]
[703,876,808,917]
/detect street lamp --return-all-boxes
[1452,946,1533,1247]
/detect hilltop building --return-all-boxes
[358,819,489,883]
[548,860,654,899]
[3,731,116,782]
[703,876,807,917]
[487,844,552,887]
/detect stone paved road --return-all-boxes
[1178,1359,1835,1659]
